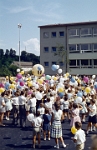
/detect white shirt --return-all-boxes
[74,129,86,145]
[45,101,52,110]
[63,101,69,109]
[12,97,19,105]
[53,109,62,120]
[37,107,45,115]
[28,97,36,107]
[32,116,42,127]
[19,95,26,105]
[89,104,96,116]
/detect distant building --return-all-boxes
[12,61,33,71]
[39,21,97,75]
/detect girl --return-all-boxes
[70,103,82,127]
[43,108,52,140]
[0,92,6,126]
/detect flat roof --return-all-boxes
[38,21,97,28]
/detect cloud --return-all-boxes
[23,38,40,56]
[6,6,31,13]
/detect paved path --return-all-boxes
[0,117,94,150]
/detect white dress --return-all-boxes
[0,97,6,113]
[5,97,12,111]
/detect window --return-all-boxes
[59,61,64,66]
[81,28,92,37]
[93,44,97,52]
[69,29,79,37]
[93,27,97,36]
[52,62,56,65]
[77,60,80,66]
[69,44,80,51]
[81,44,88,50]
[52,47,56,52]
[70,60,76,66]
[44,62,49,67]
[94,59,97,65]
[81,60,88,66]
[51,32,56,37]
[43,32,49,38]
[59,31,64,37]
[44,47,49,52]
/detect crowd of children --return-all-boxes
[0,74,97,150]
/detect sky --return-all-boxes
[0,0,97,56]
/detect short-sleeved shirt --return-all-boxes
[32,116,42,127]
[74,129,86,145]
[53,109,62,120]
[89,104,96,116]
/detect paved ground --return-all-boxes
[0,117,94,150]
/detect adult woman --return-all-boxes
[51,101,66,149]
[0,92,6,126]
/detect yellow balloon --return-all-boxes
[6,76,9,80]
[0,88,5,93]
[20,71,24,75]
[28,77,31,81]
[10,77,14,81]
[81,86,85,90]
[37,79,43,84]
[28,81,33,87]
[85,87,91,93]
[53,77,57,81]
[71,126,77,134]
[77,79,81,84]
[10,84,15,89]
[32,64,45,77]
[66,72,70,77]
[58,87,64,93]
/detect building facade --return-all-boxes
[39,21,97,75]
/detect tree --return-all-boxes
[0,49,4,57]
[5,49,10,56]
[10,48,16,57]
[54,43,69,73]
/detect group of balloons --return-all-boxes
[51,64,62,74]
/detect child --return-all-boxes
[72,121,86,150]
[43,108,52,140]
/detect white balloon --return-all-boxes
[56,65,59,69]
[58,69,62,74]
[60,77,64,83]
[27,113,34,122]
[50,79,54,84]
[75,97,82,104]
[36,92,42,100]
[35,84,39,89]
[92,75,96,79]
[17,68,20,72]
[84,92,87,96]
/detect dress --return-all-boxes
[51,109,62,138]
[43,114,51,131]
[70,108,81,127]
[5,97,12,111]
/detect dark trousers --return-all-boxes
[19,105,26,127]
[12,105,19,125]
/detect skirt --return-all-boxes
[70,116,81,127]
[51,121,62,138]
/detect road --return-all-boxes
[0,117,94,150]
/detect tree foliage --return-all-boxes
[0,48,40,76]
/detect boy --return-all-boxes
[72,121,86,150]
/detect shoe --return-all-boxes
[93,127,96,131]
[6,116,9,120]
[48,138,50,140]
[86,131,89,135]
[90,127,92,132]
[44,137,46,140]
[62,143,66,148]
[54,145,59,149]
[0,123,5,126]
[33,144,35,149]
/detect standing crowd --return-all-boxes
[0,74,97,150]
